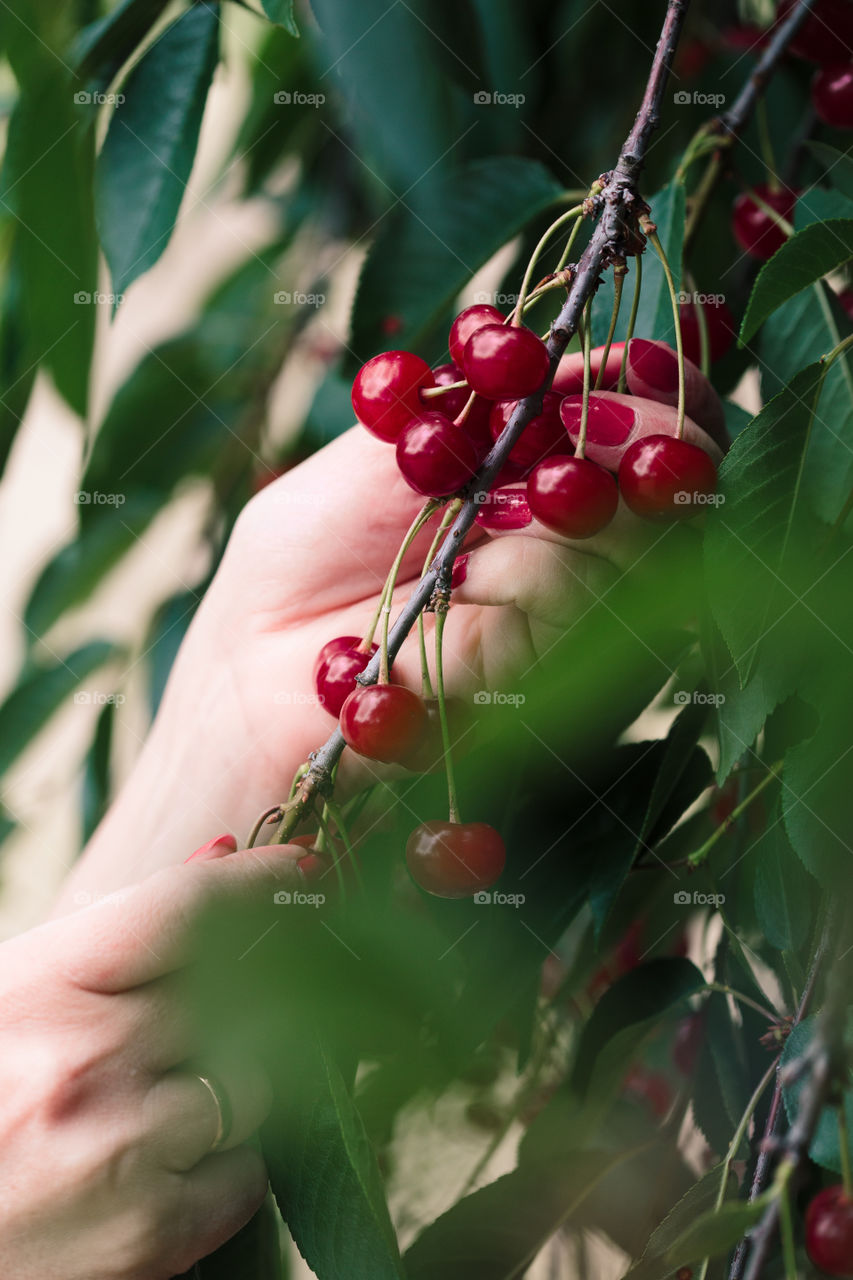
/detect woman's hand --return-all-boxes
[1,840,304,1280]
[58,339,725,904]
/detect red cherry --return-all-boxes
[425,363,494,458]
[813,64,853,128]
[623,1067,673,1119]
[449,304,505,367]
[672,1013,704,1076]
[352,351,435,443]
[405,820,506,898]
[731,184,797,261]
[461,324,551,401]
[395,411,479,497]
[806,1185,853,1277]
[488,391,567,471]
[781,0,853,65]
[618,434,718,521]
[837,287,853,321]
[314,640,379,717]
[340,684,428,764]
[678,299,737,365]
[527,455,618,538]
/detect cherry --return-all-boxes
[405,820,506,898]
[806,1185,853,1277]
[340,684,428,764]
[731,184,796,261]
[314,640,379,717]
[448,304,505,367]
[781,0,853,65]
[813,64,853,128]
[838,287,853,321]
[461,324,550,401]
[352,350,435,443]
[623,1067,673,1119]
[672,1013,704,1076]
[488,391,567,471]
[527,455,618,538]
[678,298,737,365]
[618,434,718,521]
[395,411,479,497]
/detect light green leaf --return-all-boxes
[753,805,814,951]
[624,1163,735,1280]
[73,0,172,95]
[260,0,299,35]
[96,2,220,296]
[807,142,853,201]
[741,219,853,343]
[665,1198,767,1265]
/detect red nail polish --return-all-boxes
[451,554,469,587]
[185,833,238,863]
[560,394,636,446]
[628,338,679,394]
[475,487,532,531]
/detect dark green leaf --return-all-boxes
[781,1016,853,1173]
[753,805,814,951]
[81,698,115,846]
[714,660,794,784]
[96,2,220,295]
[260,0,299,35]
[73,0,172,94]
[665,1198,767,1265]
[196,1194,285,1279]
[625,1163,735,1280]
[0,642,120,775]
[349,157,564,362]
[741,219,853,343]
[636,700,709,854]
[795,185,853,228]
[783,704,853,886]
[0,235,36,478]
[571,959,704,1097]
[808,141,853,202]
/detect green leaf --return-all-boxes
[197,1194,285,1279]
[782,1016,853,1173]
[741,219,853,343]
[714,660,795,784]
[259,0,299,35]
[349,157,564,362]
[96,2,220,296]
[807,141,853,202]
[571,958,704,1097]
[795,185,853,229]
[665,1198,767,1265]
[266,1045,405,1280]
[783,704,853,886]
[0,236,37,478]
[752,804,814,951]
[0,642,120,776]
[73,0,172,95]
[405,1147,647,1280]
[591,181,685,348]
[81,698,115,846]
[624,1163,735,1280]
[704,362,824,686]
[636,700,710,854]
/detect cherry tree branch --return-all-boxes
[268,0,692,846]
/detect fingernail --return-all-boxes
[560,394,635,446]
[475,487,531,531]
[628,338,679,393]
[184,833,238,863]
[451,554,469,587]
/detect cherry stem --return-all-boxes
[705,982,780,1024]
[246,804,282,849]
[839,1104,853,1198]
[379,500,441,683]
[686,270,711,378]
[513,204,584,323]
[775,1162,798,1280]
[756,98,780,195]
[743,184,794,239]
[617,254,642,395]
[647,228,686,439]
[421,380,468,399]
[688,760,783,868]
[453,390,478,429]
[417,501,462,698]
[434,605,460,825]
[315,803,348,897]
[555,208,586,274]
[574,304,593,460]
[595,258,626,392]
[325,797,365,894]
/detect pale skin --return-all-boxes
[0,342,725,1278]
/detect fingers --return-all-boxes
[560,391,724,473]
[554,339,727,450]
[60,845,310,994]
[145,1063,273,1171]
[169,1146,269,1272]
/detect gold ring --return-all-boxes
[195,1073,233,1151]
